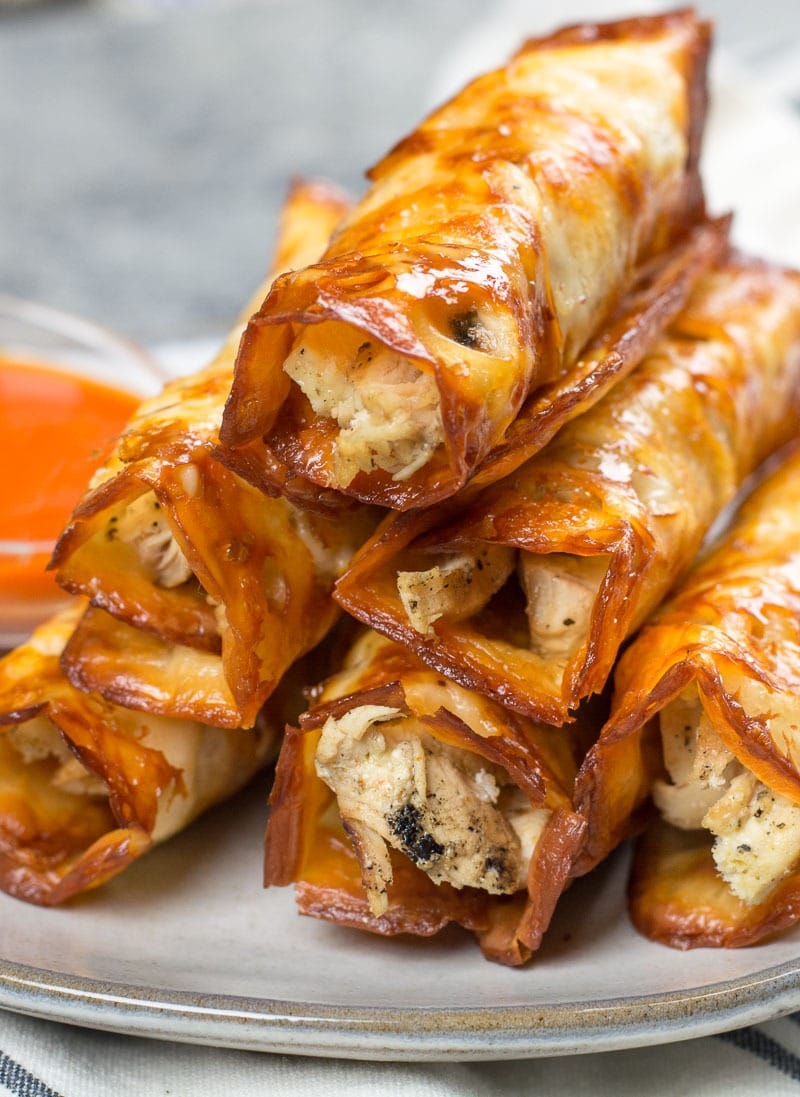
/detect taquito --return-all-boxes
[574,443,800,947]
[220,11,715,510]
[0,603,276,905]
[265,630,594,966]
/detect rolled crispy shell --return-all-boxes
[265,630,593,966]
[219,11,713,510]
[334,257,800,724]
[51,182,372,726]
[574,442,800,946]
[0,605,276,905]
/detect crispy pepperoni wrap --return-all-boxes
[0,604,277,905]
[573,443,800,947]
[334,258,800,724]
[265,630,594,965]
[50,182,375,727]
[219,11,715,510]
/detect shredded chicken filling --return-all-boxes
[284,324,444,486]
[396,546,607,666]
[654,686,800,904]
[7,717,107,798]
[314,704,548,916]
[114,493,193,588]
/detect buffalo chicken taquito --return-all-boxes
[574,443,800,947]
[51,182,375,727]
[335,258,800,725]
[265,630,594,966]
[0,604,276,905]
[220,11,713,510]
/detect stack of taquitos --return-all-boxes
[335,257,800,725]
[12,7,800,966]
[0,182,361,904]
[283,253,800,962]
[247,13,800,965]
[244,11,766,965]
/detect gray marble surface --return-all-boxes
[1,0,798,345]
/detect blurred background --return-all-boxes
[2,0,799,349]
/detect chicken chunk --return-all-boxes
[315,704,547,915]
[518,553,609,662]
[704,772,800,904]
[653,688,738,829]
[397,546,515,637]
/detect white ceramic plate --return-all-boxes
[1,775,800,1062]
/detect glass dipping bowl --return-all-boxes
[0,295,165,649]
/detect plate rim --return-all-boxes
[2,949,800,1060]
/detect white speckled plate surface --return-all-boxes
[1,777,800,1062]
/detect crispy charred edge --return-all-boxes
[572,630,800,879]
[478,808,587,965]
[0,657,182,904]
[264,712,491,941]
[518,7,706,52]
[271,177,353,273]
[265,681,411,888]
[218,261,475,509]
[50,458,220,652]
[222,219,728,513]
[518,7,709,237]
[570,669,686,877]
[213,437,363,517]
[469,217,729,492]
[449,492,650,714]
[629,818,800,950]
[293,879,489,939]
[298,681,412,731]
[0,825,154,908]
[266,670,587,964]
[343,477,652,723]
[424,708,589,964]
[60,606,245,730]
[49,701,185,836]
[333,504,576,725]
[219,256,436,443]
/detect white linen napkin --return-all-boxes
[3,1008,800,1097]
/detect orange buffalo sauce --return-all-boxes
[0,357,139,611]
